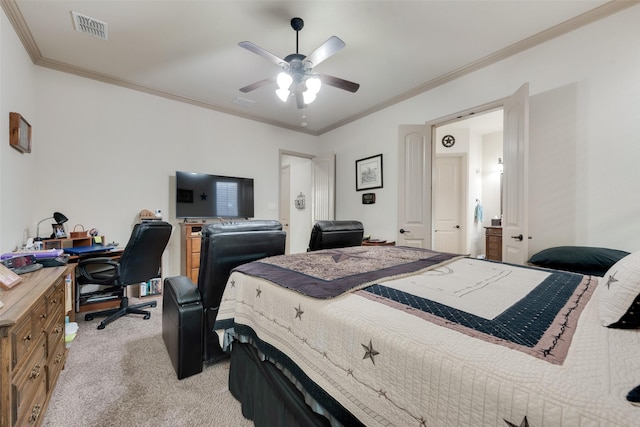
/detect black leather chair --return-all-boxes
[163,220,285,379]
[307,220,364,251]
[78,221,172,330]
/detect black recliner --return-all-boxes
[163,220,286,379]
[78,221,172,330]
[307,220,364,251]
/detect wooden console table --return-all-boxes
[0,266,69,427]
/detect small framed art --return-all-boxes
[9,112,32,153]
[355,154,383,191]
[52,224,67,239]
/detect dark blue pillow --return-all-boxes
[527,246,630,276]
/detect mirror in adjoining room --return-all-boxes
[433,109,503,258]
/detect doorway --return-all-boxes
[398,83,529,263]
[279,151,336,254]
[433,110,503,256]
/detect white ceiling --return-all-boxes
[4,1,634,135]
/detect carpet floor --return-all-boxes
[42,296,253,427]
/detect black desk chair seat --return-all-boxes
[78,221,172,329]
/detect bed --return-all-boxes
[214,246,640,427]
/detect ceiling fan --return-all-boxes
[238,17,360,109]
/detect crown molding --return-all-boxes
[3,0,637,136]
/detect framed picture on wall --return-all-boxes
[355,154,383,191]
[9,112,32,153]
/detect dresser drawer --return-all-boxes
[189,237,201,254]
[11,309,39,370]
[486,227,502,236]
[190,252,200,269]
[12,333,47,425]
[48,334,67,392]
[14,376,47,427]
[46,312,65,360]
[45,279,65,318]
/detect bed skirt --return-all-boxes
[229,342,337,427]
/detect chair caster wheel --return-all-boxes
[150,301,157,308]
[85,315,94,321]
[97,324,105,330]
[144,314,151,320]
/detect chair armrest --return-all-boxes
[77,257,121,284]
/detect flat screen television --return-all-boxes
[176,171,254,219]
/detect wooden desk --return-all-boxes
[0,267,68,427]
[67,248,124,317]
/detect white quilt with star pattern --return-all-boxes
[218,258,640,427]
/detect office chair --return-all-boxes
[307,220,364,251]
[78,221,172,329]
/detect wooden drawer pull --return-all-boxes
[40,313,47,320]
[55,353,64,364]
[23,334,32,341]
[29,364,42,379]
[54,323,63,334]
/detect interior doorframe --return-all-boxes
[279,149,315,253]
[426,101,505,251]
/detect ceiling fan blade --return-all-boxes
[238,41,288,67]
[239,78,274,93]
[294,86,304,109]
[303,36,346,68]
[319,74,360,93]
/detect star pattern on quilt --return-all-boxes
[295,304,304,320]
[605,271,619,289]
[255,287,262,298]
[310,249,374,264]
[504,416,529,427]
[361,339,380,365]
[200,192,208,201]
[377,389,387,399]
[229,279,235,288]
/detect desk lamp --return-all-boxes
[35,211,68,241]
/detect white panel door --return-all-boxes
[433,155,464,253]
[502,83,530,264]
[311,153,335,222]
[397,125,431,248]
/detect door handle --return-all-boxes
[510,234,524,241]
[399,228,410,234]
[454,225,460,229]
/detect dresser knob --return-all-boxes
[29,364,42,379]
[23,334,32,341]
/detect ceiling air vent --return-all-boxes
[71,11,108,41]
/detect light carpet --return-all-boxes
[43,296,253,427]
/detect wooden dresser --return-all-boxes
[0,266,68,427]
[181,223,205,284]
[485,226,503,261]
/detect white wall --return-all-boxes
[320,7,640,255]
[2,6,640,278]
[0,11,39,252]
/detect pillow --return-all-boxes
[527,246,630,276]
[599,250,640,328]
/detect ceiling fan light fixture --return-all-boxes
[305,76,321,95]
[276,72,293,90]
[303,91,317,104]
[276,88,290,102]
